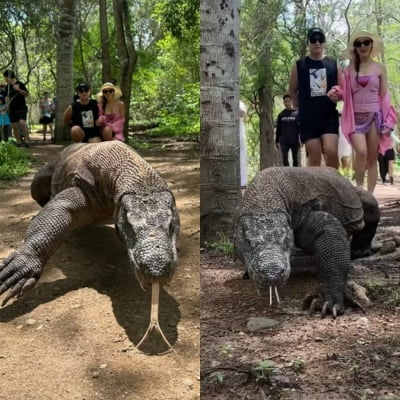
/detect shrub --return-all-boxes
[0,141,32,180]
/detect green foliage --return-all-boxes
[253,360,276,384]
[386,289,400,307]
[126,137,154,150]
[132,31,199,136]
[338,166,353,180]
[205,233,235,257]
[349,362,361,382]
[210,372,225,384]
[0,140,32,180]
[219,345,234,359]
[154,0,199,40]
[287,357,306,372]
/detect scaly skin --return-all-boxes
[0,141,180,306]
[234,167,380,317]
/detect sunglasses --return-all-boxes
[102,89,115,94]
[78,88,89,93]
[354,39,373,48]
[309,36,325,44]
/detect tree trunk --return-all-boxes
[294,0,307,58]
[99,0,112,82]
[113,0,138,138]
[258,86,275,169]
[54,0,75,142]
[374,0,386,64]
[200,0,241,245]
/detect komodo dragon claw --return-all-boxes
[136,283,173,350]
[303,291,367,318]
[0,251,42,306]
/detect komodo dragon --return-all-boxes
[234,167,380,317]
[0,141,180,346]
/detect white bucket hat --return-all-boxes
[342,31,384,60]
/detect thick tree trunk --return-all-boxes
[99,0,112,82]
[259,86,276,169]
[54,0,75,142]
[200,0,241,245]
[113,0,138,138]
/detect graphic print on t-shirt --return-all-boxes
[282,111,297,123]
[81,110,94,128]
[309,68,327,97]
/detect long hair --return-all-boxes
[353,42,374,85]
[101,95,107,113]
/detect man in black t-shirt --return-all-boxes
[3,69,31,147]
[288,28,342,169]
[275,94,300,166]
[63,83,103,143]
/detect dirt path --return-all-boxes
[0,140,200,400]
[201,183,400,399]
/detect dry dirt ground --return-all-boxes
[0,136,200,400]
[201,182,400,400]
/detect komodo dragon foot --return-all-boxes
[303,290,367,318]
[0,249,42,306]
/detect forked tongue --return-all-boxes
[136,282,172,349]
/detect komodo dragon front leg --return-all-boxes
[0,187,104,305]
[295,211,362,318]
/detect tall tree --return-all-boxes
[242,0,283,169]
[200,0,241,244]
[99,0,112,82]
[113,0,138,138]
[54,0,75,142]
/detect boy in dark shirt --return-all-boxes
[275,94,300,166]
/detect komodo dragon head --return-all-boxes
[235,212,294,293]
[116,191,180,288]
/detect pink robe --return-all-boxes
[98,104,125,142]
[329,68,397,155]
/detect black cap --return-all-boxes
[307,27,326,42]
[76,82,90,91]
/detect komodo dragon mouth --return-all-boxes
[253,279,282,306]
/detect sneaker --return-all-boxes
[390,177,394,185]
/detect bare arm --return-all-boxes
[63,104,72,126]
[288,64,298,108]
[119,100,126,119]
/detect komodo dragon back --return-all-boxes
[242,167,365,231]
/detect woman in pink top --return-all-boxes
[335,32,390,193]
[97,82,126,142]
